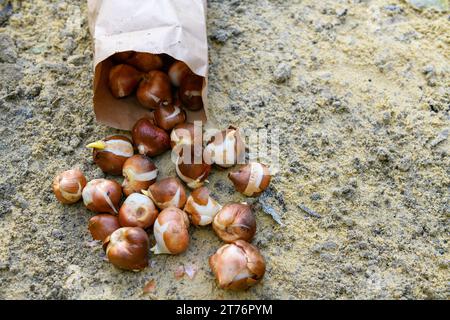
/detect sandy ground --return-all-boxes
[0,0,449,299]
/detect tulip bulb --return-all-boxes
[112,51,134,63]
[175,147,211,189]
[86,135,134,175]
[122,155,158,196]
[88,214,120,242]
[118,193,159,229]
[204,126,245,168]
[108,64,142,98]
[209,240,266,290]
[82,179,122,214]
[184,187,222,226]
[170,123,194,147]
[228,162,271,197]
[142,177,187,210]
[212,203,256,243]
[151,207,189,255]
[104,227,149,271]
[170,122,203,157]
[136,70,172,110]
[168,61,193,86]
[126,52,163,72]
[53,169,87,204]
[179,74,204,111]
[132,118,171,157]
[154,104,186,131]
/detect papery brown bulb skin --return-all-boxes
[108,64,142,98]
[136,71,172,110]
[179,74,204,111]
[175,146,211,189]
[142,177,187,210]
[112,51,134,63]
[228,162,271,197]
[170,122,202,156]
[87,135,134,175]
[132,118,171,156]
[105,227,149,271]
[154,104,186,131]
[122,155,158,197]
[184,187,221,226]
[82,179,122,214]
[53,169,87,204]
[168,61,193,87]
[126,52,163,72]
[204,126,245,168]
[209,240,265,290]
[118,193,159,229]
[88,214,120,242]
[151,207,189,254]
[212,203,256,243]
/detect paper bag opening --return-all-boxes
[88,0,209,131]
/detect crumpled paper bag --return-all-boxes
[87,0,208,130]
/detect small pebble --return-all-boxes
[273,63,292,83]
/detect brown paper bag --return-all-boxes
[87,0,209,130]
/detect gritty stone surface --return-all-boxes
[0,0,449,299]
